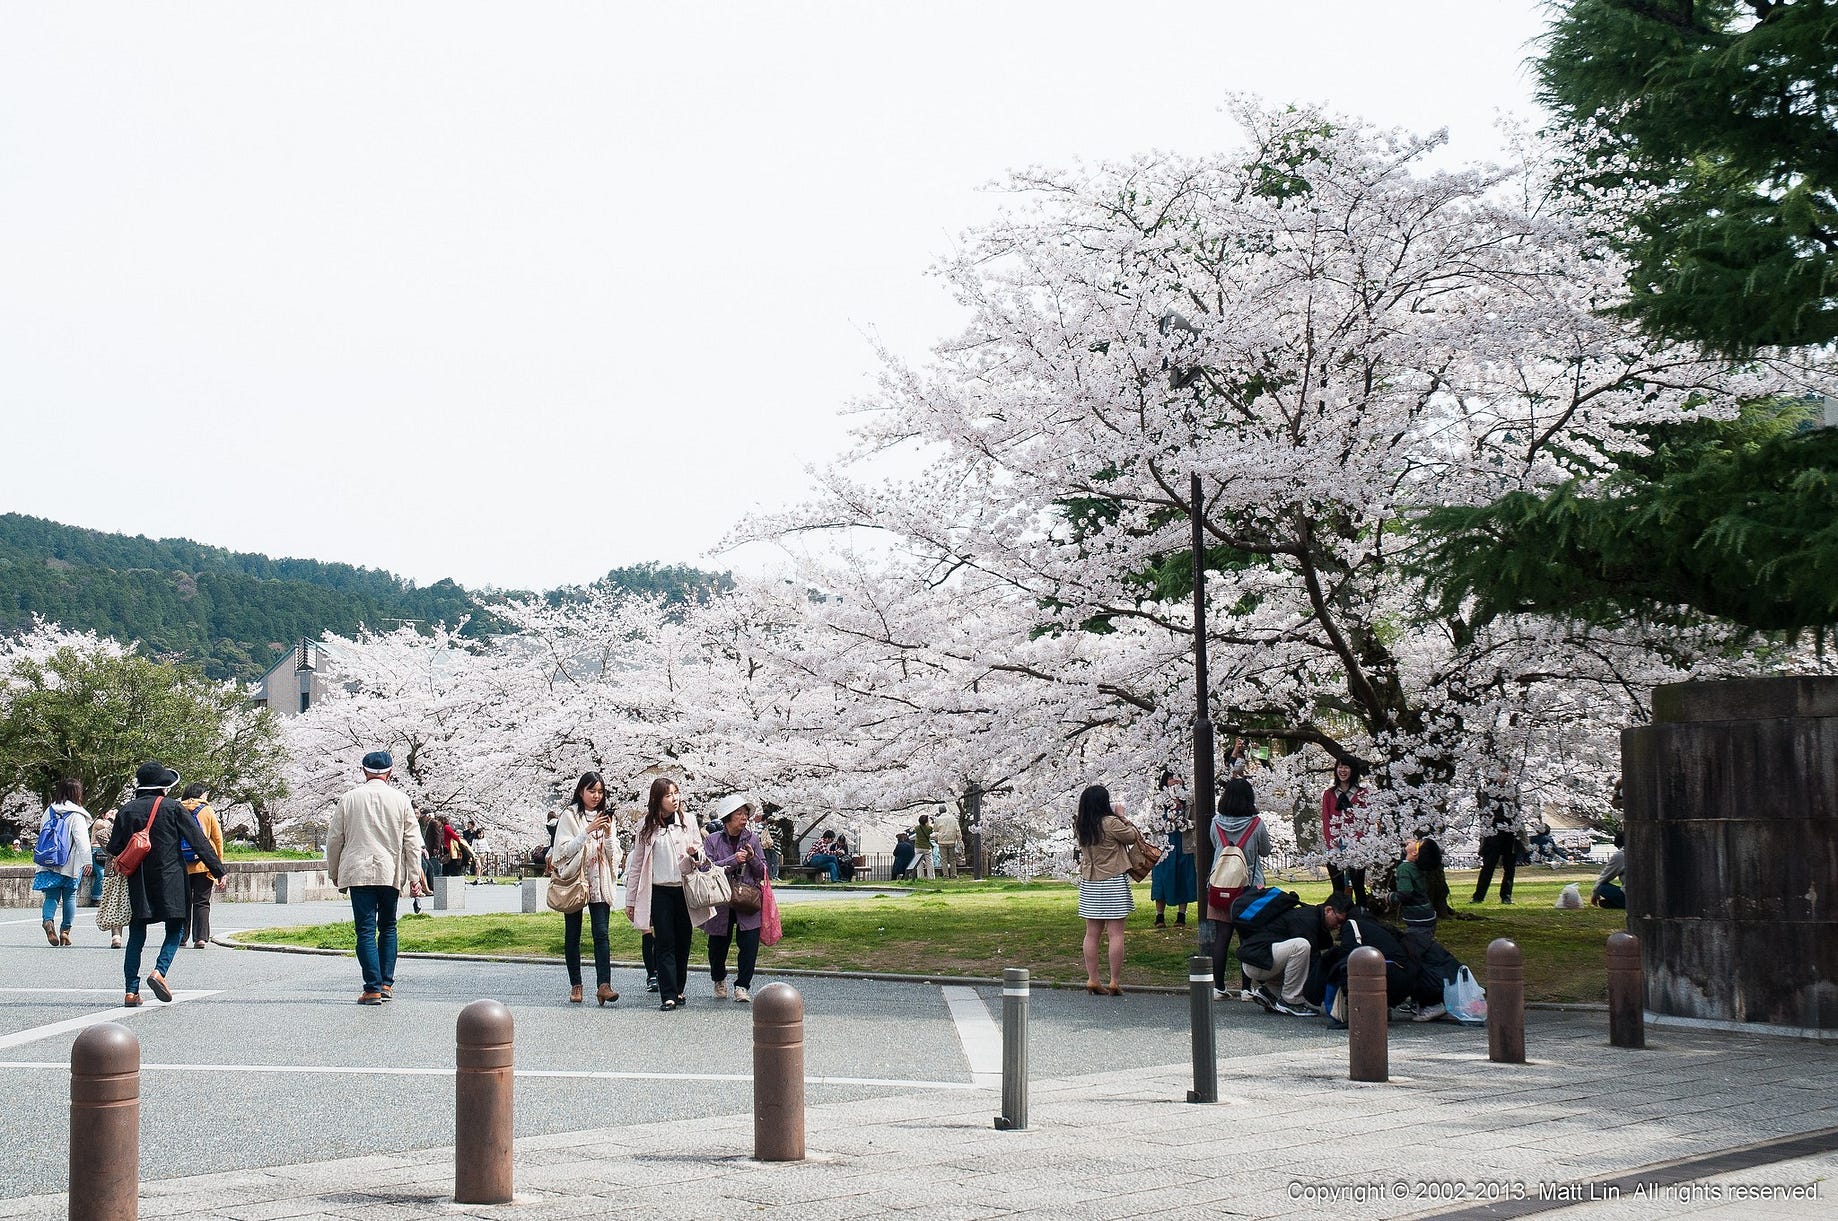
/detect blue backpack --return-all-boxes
[34,808,71,869]
[179,804,204,864]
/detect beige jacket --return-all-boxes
[1077,814,1142,881]
[327,779,423,892]
[623,816,714,932]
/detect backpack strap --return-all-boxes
[1233,817,1260,849]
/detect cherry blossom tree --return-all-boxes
[734,99,1836,863]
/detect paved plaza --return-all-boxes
[1,897,1834,1218]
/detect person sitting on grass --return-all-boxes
[1592,833,1626,909]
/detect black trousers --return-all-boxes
[1473,833,1517,901]
[707,912,760,989]
[1327,864,1368,908]
[182,873,214,943]
[651,884,692,1000]
[642,931,657,978]
[564,902,613,987]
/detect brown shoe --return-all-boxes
[122,993,142,1007]
[569,985,584,1004]
[147,971,173,1003]
[377,985,393,1001]
[59,930,72,947]
[1105,982,1124,996]
[43,920,57,946]
[357,991,384,1005]
[597,984,619,1007]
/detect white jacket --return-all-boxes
[42,803,93,880]
[550,806,623,906]
[326,780,423,892]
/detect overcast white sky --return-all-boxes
[1,2,1550,591]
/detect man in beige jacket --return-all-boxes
[326,750,423,1005]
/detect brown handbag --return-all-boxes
[113,797,162,877]
[730,880,763,916]
[1126,835,1163,882]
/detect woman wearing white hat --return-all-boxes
[701,794,769,1003]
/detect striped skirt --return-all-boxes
[1077,874,1135,919]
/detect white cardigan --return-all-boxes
[549,806,622,906]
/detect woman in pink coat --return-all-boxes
[624,777,713,1011]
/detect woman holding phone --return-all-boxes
[549,771,622,1005]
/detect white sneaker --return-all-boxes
[713,981,729,999]
[1213,989,1231,1002]
[1413,1002,1448,1022]
[734,986,750,1004]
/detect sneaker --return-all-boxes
[713,981,729,999]
[645,975,659,993]
[1325,1016,1348,1030]
[378,986,394,1002]
[1238,989,1256,1002]
[734,987,750,1004]
[1273,997,1318,1017]
[1250,986,1280,1014]
[1413,1002,1448,1023]
[1213,989,1232,1002]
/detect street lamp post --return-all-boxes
[1189,472,1216,954]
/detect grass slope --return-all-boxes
[239,869,1624,1003]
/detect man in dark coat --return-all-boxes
[107,761,225,1005]
[1230,887,1331,1016]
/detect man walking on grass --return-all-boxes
[326,750,423,1005]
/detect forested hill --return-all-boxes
[0,513,731,683]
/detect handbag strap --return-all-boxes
[145,795,163,834]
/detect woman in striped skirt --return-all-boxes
[1075,784,1143,996]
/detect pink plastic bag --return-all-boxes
[759,877,783,947]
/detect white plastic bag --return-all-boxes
[1443,965,1488,1025]
[1555,883,1583,909]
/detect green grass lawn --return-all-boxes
[238,868,1624,1003]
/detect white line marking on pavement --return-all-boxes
[0,988,129,994]
[0,1061,981,1090]
[940,985,1002,1089]
[0,991,219,1051]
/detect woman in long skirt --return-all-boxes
[1146,770,1196,927]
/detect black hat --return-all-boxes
[135,761,180,790]
[361,750,393,773]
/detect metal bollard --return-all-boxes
[994,968,1029,1129]
[1186,955,1216,1104]
[753,982,805,1161]
[1486,938,1525,1064]
[70,1023,139,1221]
[454,999,514,1204]
[1607,931,1646,1049]
[1347,946,1389,1083]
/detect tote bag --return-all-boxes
[759,878,783,946]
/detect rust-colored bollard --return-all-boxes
[1607,931,1646,1049]
[1347,945,1388,1083]
[752,982,805,1161]
[1486,938,1525,1064]
[454,999,514,1204]
[70,1023,139,1221]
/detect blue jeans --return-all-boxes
[40,878,78,929]
[124,919,185,994]
[807,853,839,882]
[350,886,400,992]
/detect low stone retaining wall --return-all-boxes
[0,859,338,906]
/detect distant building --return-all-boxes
[253,639,335,716]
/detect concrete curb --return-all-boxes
[214,932,1610,1008]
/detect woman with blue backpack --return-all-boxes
[33,778,93,947]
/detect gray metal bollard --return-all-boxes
[454,1000,514,1204]
[1607,931,1646,1049]
[1347,946,1389,1083]
[1186,955,1216,1103]
[1486,938,1525,1064]
[753,982,806,1161]
[993,968,1029,1130]
[70,1023,139,1221]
